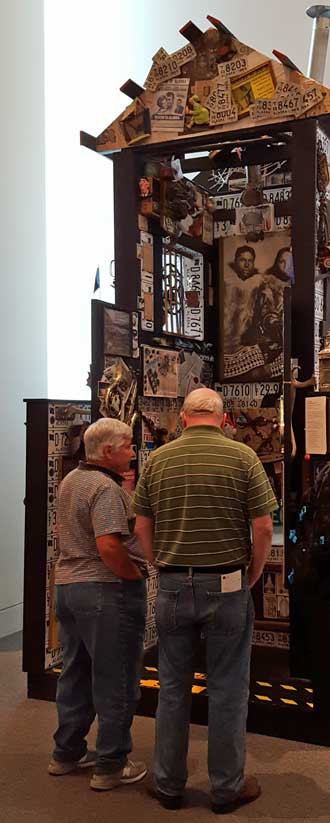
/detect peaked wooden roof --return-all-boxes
[88,15,330,154]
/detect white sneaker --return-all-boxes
[90,760,147,791]
[48,750,96,775]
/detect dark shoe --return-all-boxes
[211,776,261,814]
[148,787,183,810]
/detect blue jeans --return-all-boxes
[53,580,146,774]
[154,571,254,804]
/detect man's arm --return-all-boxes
[248,514,273,588]
[96,534,142,580]
[134,515,155,565]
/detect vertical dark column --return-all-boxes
[91,300,105,422]
[283,284,292,576]
[113,150,141,312]
[290,120,317,476]
[288,121,328,696]
[23,400,48,673]
[291,119,317,376]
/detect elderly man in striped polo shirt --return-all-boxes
[134,388,277,814]
[48,418,148,791]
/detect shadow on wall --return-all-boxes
[0,631,22,652]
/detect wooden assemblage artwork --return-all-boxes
[89,15,330,155]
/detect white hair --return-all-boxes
[183,389,224,417]
[84,418,132,461]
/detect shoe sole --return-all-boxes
[90,768,147,791]
[148,788,183,810]
[212,786,261,814]
[48,759,96,776]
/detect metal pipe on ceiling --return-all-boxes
[306,5,330,82]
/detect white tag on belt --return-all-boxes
[220,569,242,593]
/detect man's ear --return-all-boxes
[180,411,187,429]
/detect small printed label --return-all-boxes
[210,105,238,126]
[271,95,301,118]
[300,85,324,114]
[250,99,272,120]
[145,43,196,90]
[221,569,242,592]
[218,56,248,80]
[205,80,231,112]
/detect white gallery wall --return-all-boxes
[1,0,330,636]
[0,0,47,636]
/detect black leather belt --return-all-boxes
[159,563,246,575]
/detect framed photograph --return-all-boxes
[150,78,190,133]
[220,231,291,381]
[104,307,131,357]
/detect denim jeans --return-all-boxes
[53,580,146,774]
[154,570,254,803]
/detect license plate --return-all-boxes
[218,56,249,79]
[214,186,291,210]
[145,43,196,89]
[267,545,284,564]
[252,629,289,649]
[215,381,281,409]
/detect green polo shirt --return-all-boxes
[134,425,277,567]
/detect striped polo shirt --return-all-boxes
[55,462,144,584]
[134,425,277,567]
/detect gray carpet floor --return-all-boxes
[1,635,330,822]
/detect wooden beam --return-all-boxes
[80,130,97,151]
[272,50,302,73]
[206,15,234,37]
[179,20,204,44]
[120,79,145,100]
[135,120,293,158]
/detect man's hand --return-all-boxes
[248,514,273,588]
[96,534,143,580]
[134,516,155,565]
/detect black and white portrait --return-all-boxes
[221,232,291,381]
[104,308,131,357]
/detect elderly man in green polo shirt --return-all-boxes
[134,387,277,814]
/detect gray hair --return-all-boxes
[183,388,223,417]
[84,418,132,461]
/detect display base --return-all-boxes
[27,660,330,747]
